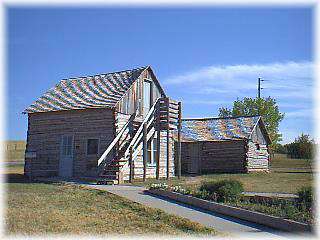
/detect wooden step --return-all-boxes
[107,164,123,168]
[103,169,119,172]
[112,159,127,162]
[100,174,118,179]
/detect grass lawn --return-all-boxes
[270,154,313,171]
[132,154,313,194]
[4,167,217,236]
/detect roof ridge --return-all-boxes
[182,115,261,121]
[61,65,149,81]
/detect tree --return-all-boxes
[274,143,287,154]
[285,134,314,159]
[218,97,285,148]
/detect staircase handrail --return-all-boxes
[124,98,160,158]
[97,114,133,167]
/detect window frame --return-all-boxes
[86,138,100,156]
[146,137,157,166]
[143,79,153,116]
[60,135,74,157]
[255,143,260,151]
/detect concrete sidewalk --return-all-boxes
[81,184,290,237]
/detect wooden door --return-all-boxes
[59,135,74,177]
[189,143,200,174]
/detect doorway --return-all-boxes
[59,135,74,177]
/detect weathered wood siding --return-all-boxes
[24,108,115,177]
[246,141,269,171]
[246,123,269,171]
[122,130,175,180]
[115,68,163,116]
[177,120,270,174]
[114,68,173,180]
[179,140,247,174]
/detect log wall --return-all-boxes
[246,141,269,171]
[180,140,247,174]
[24,108,115,177]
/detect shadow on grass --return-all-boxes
[5,173,33,183]
[4,173,54,184]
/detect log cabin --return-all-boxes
[175,116,271,174]
[23,66,182,184]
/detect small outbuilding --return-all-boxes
[176,116,271,174]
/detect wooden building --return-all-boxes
[23,66,182,183]
[176,116,271,174]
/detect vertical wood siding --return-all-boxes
[115,68,163,116]
[121,130,175,180]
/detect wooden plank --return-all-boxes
[166,98,170,179]
[129,146,134,183]
[143,123,147,181]
[156,104,161,180]
[97,118,131,166]
[177,101,182,179]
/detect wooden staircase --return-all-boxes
[96,97,181,185]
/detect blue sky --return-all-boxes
[7,6,313,143]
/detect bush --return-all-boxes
[192,189,210,200]
[297,186,313,209]
[200,179,244,202]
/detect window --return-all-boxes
[143,80,152,117]
[152,138,157,163]
[146,137,157,165]
[255,143,260,150]
[62,135,73,156]
[87,139,99,155]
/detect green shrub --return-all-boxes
[297,186,313,209]
[200,179,244,202]
[192,189,210,200]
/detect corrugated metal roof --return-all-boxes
[179,116,261,142]
[24,66,148,113]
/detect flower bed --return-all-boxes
[149,182,314,225]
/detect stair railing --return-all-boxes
[97,97,178,179]
[123,98,160,159]
[97,113,134,168]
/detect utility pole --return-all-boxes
[257,77,265,99]
[258,77,261,99]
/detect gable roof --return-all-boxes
[23,66,149,114]
[179,115,269,142]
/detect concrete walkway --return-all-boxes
[81,184,290,238]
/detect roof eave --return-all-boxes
[22,105,115,115]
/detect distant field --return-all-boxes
[270,153,312,171]
[4,141,26,162]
